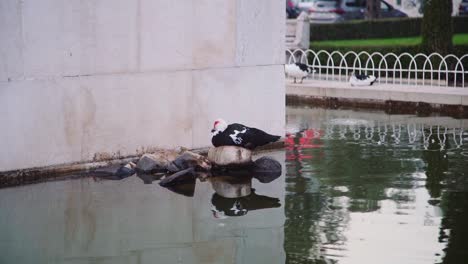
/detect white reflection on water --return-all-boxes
[287,108,465,151]
[321,187,445,264]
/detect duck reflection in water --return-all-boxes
[158,170,282,218]
[157,156,283,217]
[209,171,282,218]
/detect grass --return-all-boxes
[311,33,468,47]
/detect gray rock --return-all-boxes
[93,162,136,180]
[252,157,282,183]
[207,146,252,166]
[136,153,168,173]
[93,164,121,177]
[167,151,211,172]
[253,157,281,171]
[115,166,135,178]
[159,168,195,187]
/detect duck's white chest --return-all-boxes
[285,64,309,78]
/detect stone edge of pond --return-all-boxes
[0,141,284,189]
[286,94,468,118]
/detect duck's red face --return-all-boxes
[211,119,227,133]
[211,120,220,133]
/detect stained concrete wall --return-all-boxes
[0,0,286,171]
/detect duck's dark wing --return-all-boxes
[212,123,280,149]
[295,63,309,72]
[355,74,369,80]
[211,123,248,147]
[212,132,234,147]
[227,123,247,132]
[231,124,280,149]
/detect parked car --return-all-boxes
[459,0,468,16]
[287,0,301,19]
[297,0,407,23]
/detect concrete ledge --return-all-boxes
[287,80,468,106]
[287,80,468,117]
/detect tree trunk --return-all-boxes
[366,0,380,19]
[421,0,453,54]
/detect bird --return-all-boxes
[349,71,377,86]
[211,118,281,150]
[285,62,316,83]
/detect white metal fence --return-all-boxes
[286,49,468,88]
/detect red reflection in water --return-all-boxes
[286,129,324,161]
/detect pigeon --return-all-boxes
[349,71,377,86]
[285,62,316,83]
[211,119,281,150]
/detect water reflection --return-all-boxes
[155,162,283,219]
[210,175,281,218]
[95,162,284,219]
[0,152,286,264]
[166,180,196,197]
[318,123,464,151]
[285,106,468,264]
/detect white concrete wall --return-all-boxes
[0,0,286,171]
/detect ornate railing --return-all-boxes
[286,49,468,88]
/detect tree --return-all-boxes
[421,0,453,54]
[366,0,380,19]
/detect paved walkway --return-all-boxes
[286,79,468,106]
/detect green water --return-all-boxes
[285,106,468,264]
[0,106,467,264]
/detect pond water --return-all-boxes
[1,106,468,264]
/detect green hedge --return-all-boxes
[310,16,468,41]
[310,44,468,57]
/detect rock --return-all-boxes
[159,168,195,187]
[93,164,119,174]
[115,162,136,177]
[166,151,211,172]
[114,166,134,178]
[207,146,252,166]
[136,152,175,173]
[252,157,282,183]
[92,162,135,180]
[253,157,281,172]
[210,176,252,198]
